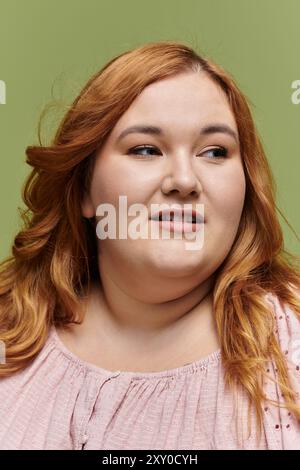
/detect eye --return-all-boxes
[200,147,228,159]
[127,145,162,158]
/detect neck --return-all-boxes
[85,260,216,343]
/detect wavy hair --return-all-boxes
[1,40,300,447]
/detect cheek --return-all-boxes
[205,164,246,224]
[89,157,154,208]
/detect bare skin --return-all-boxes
[57,279,219,372]
[56,71,246,372]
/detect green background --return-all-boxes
[0,0,299,261]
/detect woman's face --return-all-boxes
[82,71,246,285]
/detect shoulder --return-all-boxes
[262,287,300,449]
[264,287,300,366]
[0,326,78,390]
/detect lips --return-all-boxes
[149,207,204,224]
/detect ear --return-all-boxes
[81,190,95,218]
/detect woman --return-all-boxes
[0,41,300,450]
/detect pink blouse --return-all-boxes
[0,291,300,450]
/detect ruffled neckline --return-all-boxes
[49,325,222,380]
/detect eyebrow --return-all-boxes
[116,123,239,144]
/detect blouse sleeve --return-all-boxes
[263,288,300,449]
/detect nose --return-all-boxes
[161,152,202,198]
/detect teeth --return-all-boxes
[159,212,179,221]
[172,212,183,222]
[157,212,196,222]
[160,213,173,221]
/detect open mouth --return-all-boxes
[151,211,202,224]
[150,210,204,233]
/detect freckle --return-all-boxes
[279,316,283,319]
[266,369,270,373]
[296,366,299,371]
[288,412,291,416]
[264,407,268,412]
[286,424,290,428]
[285,350,288,354]
[275,424,280,429]
[275,329,278,333]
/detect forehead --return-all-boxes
[112,71,237,134]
